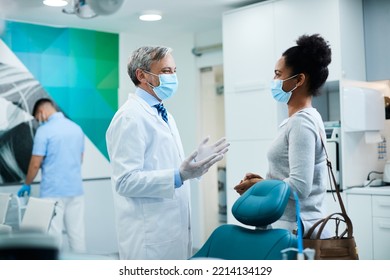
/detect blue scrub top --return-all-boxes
[32,112,84,197]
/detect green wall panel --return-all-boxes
[2,21,119,159]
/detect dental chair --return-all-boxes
[0,193,12,225]
[20,197,57,233]
[0,193,12,233]
[191,180,297,260]
[0,197,59,260]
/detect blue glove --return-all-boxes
[17,184,31,197]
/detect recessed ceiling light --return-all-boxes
[43,0,68,7]
[139,11,162,21]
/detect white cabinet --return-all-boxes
[346,193,373,259]
[372,195,390,259]
[223,3,275,91]
[223,0,365,224]
[346,187,390,260]
[224,90,278,141]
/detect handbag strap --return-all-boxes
[319,134,348,217]
[304,212,353,239]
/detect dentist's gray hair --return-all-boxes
[127,46,172,86]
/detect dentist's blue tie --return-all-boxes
[154,103,168,123]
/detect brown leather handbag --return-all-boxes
[303,212,359,260]
[303,135,359,260]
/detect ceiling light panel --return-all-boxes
[43,0,68,7]
[139,11,162,21]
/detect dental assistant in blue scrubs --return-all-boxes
[18,98,86,253]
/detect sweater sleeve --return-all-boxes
[284,113,319,198]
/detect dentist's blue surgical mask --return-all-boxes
[144,70,178,100]
[270,74,299,103]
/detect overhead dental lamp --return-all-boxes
[61,0,124,19]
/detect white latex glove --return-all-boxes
[180,150,224,182]
[196,136,230,162]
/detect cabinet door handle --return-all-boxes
[377,201,390,208]
[378,223,390,229]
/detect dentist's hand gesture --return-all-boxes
[180,137,230,182]
[195,136,230,162]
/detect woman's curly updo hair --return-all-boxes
[283,34,332,96]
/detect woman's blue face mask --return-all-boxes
[270,74,299,103]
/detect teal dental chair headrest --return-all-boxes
[232,180,290,227]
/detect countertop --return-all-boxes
[345,186,390,195]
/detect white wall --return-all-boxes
[194,28,223,69]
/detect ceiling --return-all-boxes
[0,0,265,34]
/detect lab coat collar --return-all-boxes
[135,87,160,107]
[130,88,169,126]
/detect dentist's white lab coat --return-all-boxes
[106,93,192,260]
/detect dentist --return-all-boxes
[106,46,229,260]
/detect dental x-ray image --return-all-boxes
[0,62,51,184]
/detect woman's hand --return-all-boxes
[234,173,263,195]
[243,172,263,181]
